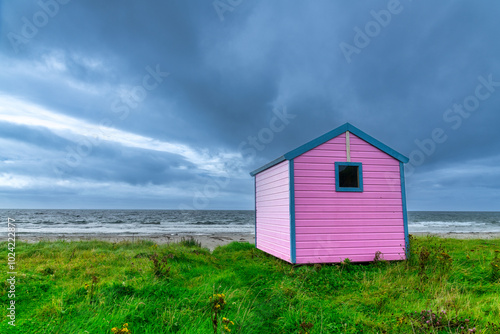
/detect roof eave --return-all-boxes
[345,123,409,163]
[283,123,349,160]
[249,156,286,176]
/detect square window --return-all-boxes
[335,162,363,192]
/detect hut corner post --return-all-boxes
[254,176,257,249]
[289,159,296,264]
[400,162,410,260]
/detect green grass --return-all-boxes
[1,236,499,333]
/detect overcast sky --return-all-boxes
[0,1,499,211]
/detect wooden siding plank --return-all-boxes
[256,207,290,216]
[363,171,400,179]
[256,199,289,207]
[295,232,404,242]
[295,239,405,249]
[293,185,402,195]
[294,176,400,185]
[256,225,290,235]
[294,176,335,184]
[302,148,346,155]
[294,162,335,170]
[350,151,397,160]
[295,212,403,220]
[256,174,289,187]
[294,164,400,173]
[294,169,335,177]
[295,253,404,264]
[256,180,289,189]
[257,159,289,175]
[256,233,291,247]
[295,218,403,225]
[294,156,342,164]
[294,190,401,197]
[257,239,290,255]
[256,165,290,182]
[257,244,290,262]
[257,226,291,237]
[299,150,346,158]
[257,226,290,236]
[296,246,405,257]
[295,220,403,227]
[256,181,289,192]
[295,225,404,234]
[295,205,403,212]
[360,164,400,172]
[256,192,289,202]
[294,197,402,206]
[254,217,291,224]
[294,161,399,170]
[257,188,289,200]
[298,158,398,166]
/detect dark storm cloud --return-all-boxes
[1,0,499,209]
[0,121,199,189]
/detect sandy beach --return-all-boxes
[17,233,256,251]
[16,231,500,251]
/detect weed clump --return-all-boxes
[209,293,229,333]
[149,252,172,278]
[299,321,313,334]
[418,246,431,276]
[41,267,55,275]
[180,236,202,248]
[407,309,477,333]
[84,275,99,304]
[490,249,500,282]
[373,251,387,266]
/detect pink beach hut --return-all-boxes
[250,123,409,264]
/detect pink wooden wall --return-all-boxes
[255,160,290,262]
[294,132,406,263]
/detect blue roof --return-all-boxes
[250,123,409,176]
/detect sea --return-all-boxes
[2,210,500,236]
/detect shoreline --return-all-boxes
[15,231,500,251]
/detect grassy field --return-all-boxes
[1,236,499,333]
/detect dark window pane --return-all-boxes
[338,165,359,188]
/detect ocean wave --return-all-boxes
[67,220,89,224]
[189,221,223,225]
[106,220,125,224]
[32,220,58,225]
